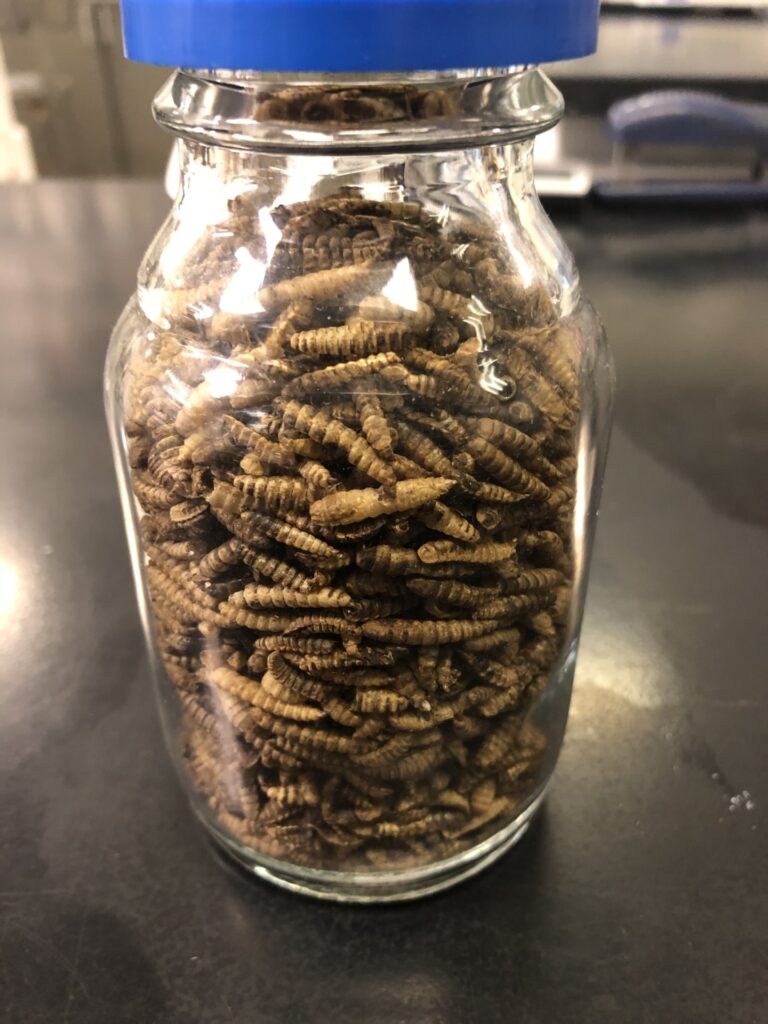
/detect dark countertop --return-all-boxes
[1,182,766,1024]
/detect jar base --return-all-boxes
[196,789,546,904]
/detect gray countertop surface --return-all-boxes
[0,182,766,1024]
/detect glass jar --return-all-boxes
[106,6,612,902]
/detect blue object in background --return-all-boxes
[119,0,599,72]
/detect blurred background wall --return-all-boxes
[1,0,767,180]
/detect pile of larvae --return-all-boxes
[126,192,579,870]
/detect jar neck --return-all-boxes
[154,67,563,155]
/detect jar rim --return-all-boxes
[153,68,564,155]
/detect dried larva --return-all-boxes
[417,539,517,565]
[197,538,246,579]
[361,618,498,645]
[132,472,178,511]
[515,324,579,399]
[406,577,500,608]
[208,508,272,550]
[178,691,221,735]
[372,744,446,781]
[471,481,527,504]
[280,400,397,487]
[352,381,394,458]
[404,347,501,412]
[345,594,419,621]
[289,320,412,357]
[463,627,522,653]
[216,603,300,632]
[258,299,314,355]
[319,517,387,543]
[506,567,563,594]
[240,582,352,609]
[418,501,480,542]
[402,407,468,448]
[472,591,552,620]
[232,474,309,514]
[310,477,454,526]
[344,571,406,598]
[257,261,384,312]
[266,653,333,703]
[475,714,523,769]
[297,459,339,496]
[282,351,400,399]
[224,415,296,470]
[324,697,364,729]
[356,544,421,575]
[245,509,341,559]
[158,539,208,561]
[474,504,503,532]
[467,437,550,500]
[393,421,456,480]
[146,548,219,610]
[253,636,337,655]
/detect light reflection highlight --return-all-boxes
[219,246,266,315]
[0,560,18,619]
[381,257,418,312]
[205,365,242,398]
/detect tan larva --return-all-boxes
[406,577,500,608]
[216,603,301,632]
[418,501,479,543]
[352,381,394,458]
[262,782,320,807]
[280,400,397,488]
[289,320,412,357]
[257,261,384,312]
[197,538,245,579]
[245,508,341,559]
[463,626,521,653]
[146,547,219,609]
[394,421,457,479]
[132,472,177,511]
[402,407,468,448]
[310,477,454,527]
[282,351,400,399]
[361,617,498,645]
[417,538,517,565]
[404,347,501,412]
[232,474,309,514]
[224,415,296,470]
[209,664,326,722]
[506,567,563,594]
[257,299,314,356]
[157,539,208,561]
[344,571,407,598]
[253,636,336,655]
[472,591,552,620]
[266,652,333,704]
[515,324,580,399]
[240,582,352,609]
[207,508,272,551]
[467,437,550,500]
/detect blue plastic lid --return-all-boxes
[120,0,599,73]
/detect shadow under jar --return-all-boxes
[105,58,613,900]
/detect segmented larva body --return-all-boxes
[289,320,412,357]
[280,400,397,488]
